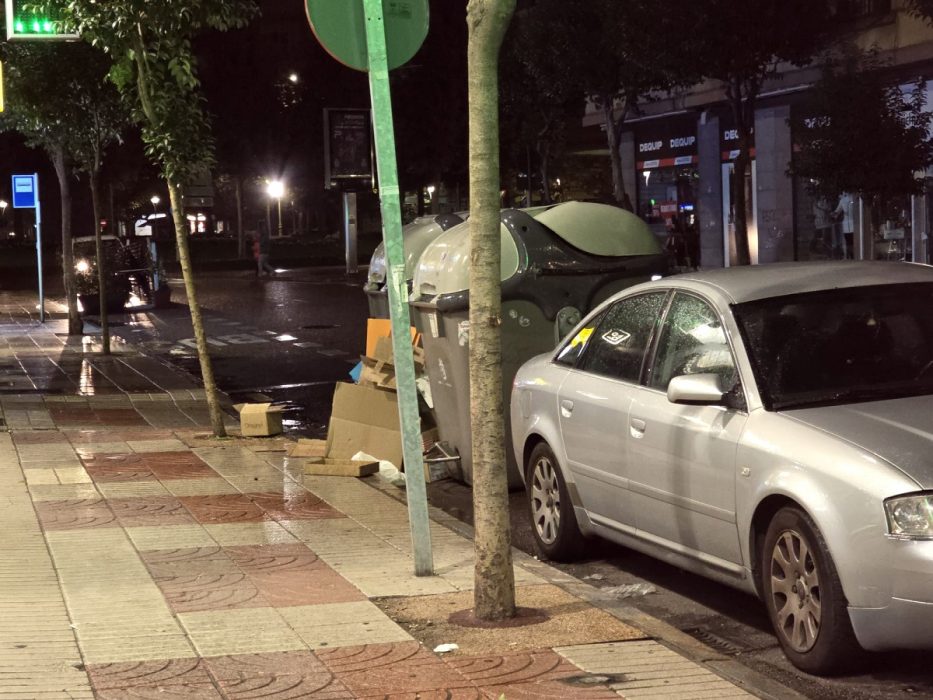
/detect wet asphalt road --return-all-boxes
[110,266,932,700]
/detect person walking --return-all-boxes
[255,220,275,277]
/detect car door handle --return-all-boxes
[630,418,647,437]
[560,399,574,418]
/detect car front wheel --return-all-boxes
[526,441,583,561]
[761,506,862,675]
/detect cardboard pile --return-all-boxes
[311,318,452,483]
[235,403,285,437]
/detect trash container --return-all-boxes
[364,212,465,320]
[410,201,667,487]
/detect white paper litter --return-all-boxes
[582,573,605,581]
[602,583,657,599]
[433,643,459,653]
[353,451,407,488]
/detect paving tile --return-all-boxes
[108,495,195,527]
[125,524,218,551]
[86,658,213,690]
[226,544,366,607]
[317,642,476,697]
[28,483,101,502]
[178,608,306,657]
[142,451,219,480]
[450,649,620,699]
[180,493,270,524]
[128,438,190,453]
[556,640,754,699]
[249,491,346,522]
[162,477,240,497]
[93,682,224,698]
[34,498,118,531]
[81,453,154,482]
[279,602,414,649]
[203,522,299,547]
[96,480,171,499]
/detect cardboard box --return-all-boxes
[289,438,327,458]
[358,356,397,390]
[236,403,285,437]
[366,319,416,357]
[326,382,435,468]
[304,457,379,477]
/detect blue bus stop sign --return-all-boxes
[12,173,37,208]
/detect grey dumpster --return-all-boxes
[364,212,464,320]
[410,201,667,487]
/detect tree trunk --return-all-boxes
[467,0,517,623]
[51,147,82,335]
[235,176,245,259]
[728,79,754,266]
[167,182,227,437]
[602,96,633,211]
[89,170,110,355]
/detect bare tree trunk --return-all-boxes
[51,147,82,335]
[727,78,755,266]
[235,176,245,259]
[467,0,517,623]
[602,96,633,211]
[168,182,227,437]
[89,170,110,354]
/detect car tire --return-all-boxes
[526,442,584,561]
[761,506,863,675]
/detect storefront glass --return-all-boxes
[867,196,913,261]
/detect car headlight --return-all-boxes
[885,493,933,540]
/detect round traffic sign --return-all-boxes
[306,0,429,72]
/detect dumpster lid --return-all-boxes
[413,219,519,298]
[368,214,465,286]
[533,201,660,256]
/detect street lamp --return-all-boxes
[150,195,160,216]
[288,72,299,84]
[266,180,285,237]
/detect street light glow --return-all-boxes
[0,200,7,211]
[150,195,160,206]
[267,180,285,199]
[288,72,299,83]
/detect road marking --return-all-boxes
[274,334,298,342]
[216,334,271,345]
[179,337,227,349]
[293,342,321,349]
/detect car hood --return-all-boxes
[785,396,933,489]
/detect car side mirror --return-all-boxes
[667,373,726,405]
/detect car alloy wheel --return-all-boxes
[530,453,561,545]
[768,527,821,653]
[761,506,862,675]
[525,442,583,561]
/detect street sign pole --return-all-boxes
[361,0,433,576]
[13,173,44,323]
[35,174,44,323]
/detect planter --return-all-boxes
[78,293,128,316]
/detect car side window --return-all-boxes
[649,293,738,392]
[554,311,605,367]
[577,292,666,382]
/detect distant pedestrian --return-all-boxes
[255,220,275,277]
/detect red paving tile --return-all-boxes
[143,452,219,480]
[154,572,266,613]
[140,546,227,565]
[249,492,345,521]
[108,496,197,527]
[34,498,117,531]
[81,453,154,482]
[317,642,479,697]
[179,494,270,524]
[94,684,224,699]
[87,658,213,690]
[205,651,353,699]
[448,650,619,699]
[225,544,318,574]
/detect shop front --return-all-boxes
[720,119,757,266]
[634,116,700,267]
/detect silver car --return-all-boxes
[510,261,933,675]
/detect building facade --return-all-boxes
[580,0,933,268]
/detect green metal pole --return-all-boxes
[362,0,434,576]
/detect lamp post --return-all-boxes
[266,180,285,237]
[150,195,160,216]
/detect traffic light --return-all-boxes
[4,0,79,40]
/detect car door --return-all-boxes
[557,291,667,530]
[627,291,746,568]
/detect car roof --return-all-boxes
[663,261,933,304]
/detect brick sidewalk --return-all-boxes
[0,307,759,699]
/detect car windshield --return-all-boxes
[733,282,933,410]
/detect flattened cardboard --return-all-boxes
[304,457,379,477]
[359,356,397,390]
[236,402,284,437]
[326,382,406,466]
